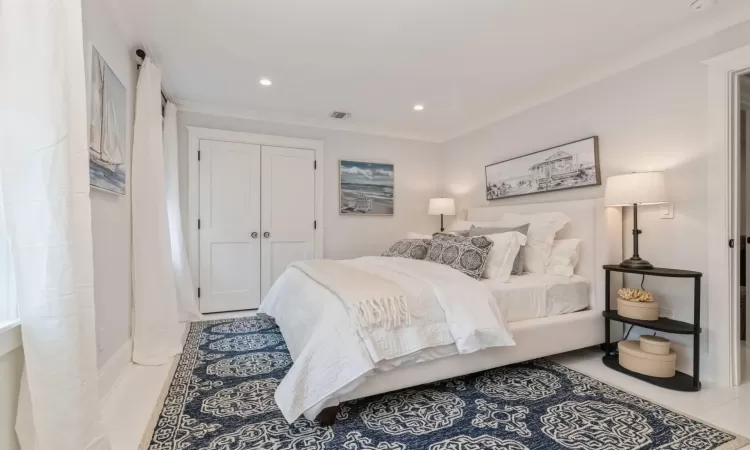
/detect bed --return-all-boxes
[259,198,623,424]
[483,273,590,323]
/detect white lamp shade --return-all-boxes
[428,198,456,216]
[605,172,667,206]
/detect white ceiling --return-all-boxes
[109,0,750,142]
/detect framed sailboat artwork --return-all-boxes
[89,47,127,195]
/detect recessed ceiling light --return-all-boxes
[413,104,424,111]
[259,78,272,86]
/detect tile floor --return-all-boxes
[102,314,750,450]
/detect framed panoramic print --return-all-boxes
[339,160,394,215]
[89,47,127,195]
[485,136,600,200]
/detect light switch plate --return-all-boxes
[660,203,674,219]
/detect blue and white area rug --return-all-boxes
[142,317,748,449]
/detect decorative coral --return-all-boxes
[618,287,654,303]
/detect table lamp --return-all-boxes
[604,172,667,270]
[428,198,455,232]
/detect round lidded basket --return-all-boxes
[639,335,670,355]
[618,340,676,378]
[617,297,659,321]
[617,288,659,321]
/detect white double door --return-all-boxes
[199,140,316,313]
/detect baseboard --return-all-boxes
[99,338,132,405]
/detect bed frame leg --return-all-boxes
[316,406,340,426]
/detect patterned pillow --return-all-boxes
[382,239,432,260]
[426,233,494,279]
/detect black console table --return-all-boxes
[602,265,702,392]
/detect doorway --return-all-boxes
[186,127,325,314]
[740,76,750,384]
[197,141,316,313]
[705,44,750,388]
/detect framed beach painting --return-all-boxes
[339,160,394,216]
[485,136,601,200]
[89,47,127,195]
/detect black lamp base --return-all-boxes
[619,257,654,270]
[621,203,654,270]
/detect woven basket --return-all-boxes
[619,340,676,378]
[639,335,671,355]
[617,297,659,321]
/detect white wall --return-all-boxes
[440,20,750,378]
[82,0,137,367]
[178,111,442,260]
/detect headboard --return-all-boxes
[466,198,622,312]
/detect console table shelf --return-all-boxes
[602,265,702,278]
[602,265,702,392]
[602,356,700,392]
[601,311,700,335]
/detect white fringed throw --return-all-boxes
[290,260,411,330]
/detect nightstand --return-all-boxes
[602,264,702,392]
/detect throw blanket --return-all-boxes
[290,260,411,330]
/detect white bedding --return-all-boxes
[482,273,589,323]
[259,256,515,422]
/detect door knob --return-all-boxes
[251,232,258,239]
[263,232,271,238]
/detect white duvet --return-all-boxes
[259,256,516,422]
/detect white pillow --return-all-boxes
[546,239,581,277]
[493,212,571,273]
[406,232,433,239]
[483,231,527,281]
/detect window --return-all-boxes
[0,201,17,324]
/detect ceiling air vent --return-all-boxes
[690,0,716,11]
[329,111,351,120]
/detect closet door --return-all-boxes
[261,146,316,298]
[199,140,261,313]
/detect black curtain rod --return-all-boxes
[136,49,169,105]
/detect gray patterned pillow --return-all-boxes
[426,233,494,279]
[382,239,432,260]
[469,224,530,275]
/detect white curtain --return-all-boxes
[131,58,184,365]
[0,0,111,449]
[163,102,202,322]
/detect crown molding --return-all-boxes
[175,100,442,143]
